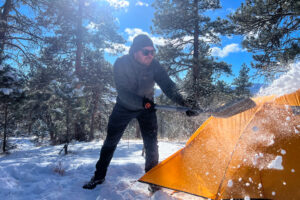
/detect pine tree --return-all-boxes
[49,68,86,145]
[152,0,233,107]
[31,0,123,147]
[229,0,300,74]
[0,65,25,152]
[211,80,235,107]
[232,63,252,98]
[37,0,124,76]
[0,0,42,66]
[25,64,63,144]
[81,50,115,141]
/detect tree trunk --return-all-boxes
[64,103,70,154]
[66,105,70,143]
[27,110,34,134]
[89,90,99,141]
[2,104,8,153]
[135,120,141,138]
[45,113,56,144]
[75,0,84,76]
[192,0,201,106]
[192,0,200,103]
[73,0,84,142]
[0,0,12,64]
[192,0,199,84]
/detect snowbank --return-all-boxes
[257,62,300,97]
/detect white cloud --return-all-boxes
[210,43,243,58]
[123,28,225,54]
[226,8,236,14]
[86,21,104,31]
[118,28,243,58]
[105,42,129,54]
[135,1,149,7]
[200,32,221,43]
[86,22,97,30]
[124,28,225,50]
[125,28,189,47]
[124,28,167,46]
[244,31,260,40]
[152,37,168,46]
[105,0,129,9]
[114,17,120,25]
[125,28,149,41]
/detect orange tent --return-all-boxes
[139,89,300,200]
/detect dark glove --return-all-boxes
[143,97,156,112]
[186,109,199,117]
[183,98,201,117]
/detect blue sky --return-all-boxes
[104,0,261,84]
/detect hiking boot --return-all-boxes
[82,176,105,190]
[148,184,161,194]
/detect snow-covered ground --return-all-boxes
[0,137,202,200]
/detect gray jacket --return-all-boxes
[113,54,185,111]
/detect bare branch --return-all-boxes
[4,41,31,61]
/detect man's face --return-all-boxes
[134,46,155,66]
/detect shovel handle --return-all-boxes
[154,97,256,118]
[154,105,201,113]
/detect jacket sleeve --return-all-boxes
[153,61,186,106]
[113,58,144,110]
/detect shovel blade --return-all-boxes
[210,98,256,118]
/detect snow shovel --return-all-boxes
[154,97,256,118]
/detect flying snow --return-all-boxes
[267,156,284,170]
[227,180,233,187]
[257,62,300,97]
[280,149,286,155]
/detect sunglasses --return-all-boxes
[141,49,155,56]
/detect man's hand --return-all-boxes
[143,97,156,111]
[183,98,202,117]
[186,109,199,117]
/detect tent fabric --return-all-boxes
[139,89,300,200]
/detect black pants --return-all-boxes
[94,103,159,179]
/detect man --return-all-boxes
[83,34,197,191]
